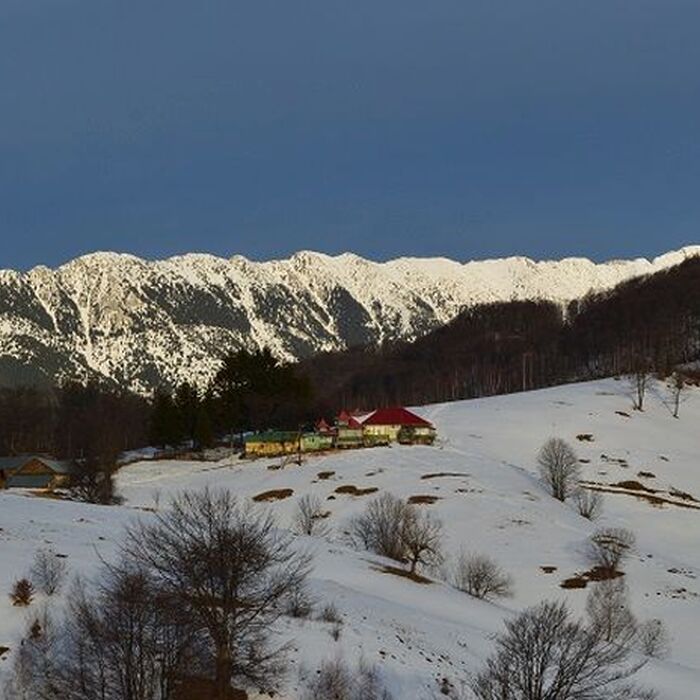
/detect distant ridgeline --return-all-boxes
[303,257,700,410]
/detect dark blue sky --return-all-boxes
[1,1,699,270]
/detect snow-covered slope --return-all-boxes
[1,378,699,698]
[1,247,698,392]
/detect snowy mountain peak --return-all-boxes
[0,247,698,393]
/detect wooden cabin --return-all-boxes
[0,455,77,489]
[361,407,436,445]
[300,432,334,452]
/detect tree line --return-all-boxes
[148,347,313,450]
[0,381,150,463]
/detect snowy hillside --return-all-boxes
[0,247,698,392]
[1,378,699,698]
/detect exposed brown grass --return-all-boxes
[173,677,248,700]
[560,576,589,589]
[252,488,294,502]
[372,564,432,585]
[576,434,594,442]
[637,471,656,479]
[540,566,557,574]
[610,480,657,493]
[408,495,441,505]
[560,566,625,589]
[580,482,700,510]
[334,485,379,497]
[317,471,335,480]
[669,487,699,503]
[420,472,469,480]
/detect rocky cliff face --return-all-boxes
[0,247,697,393]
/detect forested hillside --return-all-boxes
[305,258,700,411]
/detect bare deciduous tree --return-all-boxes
[629,359,652,412]
[588,527,636,573]
[125,488,311,697]
[30,548,68,596]
[293,494,330,537]
[347,493,444,574]
[3,607,61,700]
[585,578,638,645]
[471,600,655,700]
[637,619,670,659]
[451,552,513,601]
[574,488,603,520]
[537,437,580,501]
[667,371,688,419]
[346,493,412,562]
[4,564,198,700]
[401,508,444,574]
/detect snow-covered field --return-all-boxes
[1,378,699,698]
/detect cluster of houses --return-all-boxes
[244,406,436,458]
[0,407,436,490]
[0,455,77,490]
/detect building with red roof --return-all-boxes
[362,407,436,445]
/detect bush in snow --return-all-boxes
[302,657,393,700]
[283,582,314,619]
[637,619,670,659]
[451,552,513,601]
[588,527,636,573]
[318,602,342,624]
[537,437,580,502]
[293,494,330,537]
[30,548,68,596]
[574,488,603,520]
[347,493,444,574]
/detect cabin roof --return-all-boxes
[244,431,299,443]
[0,455,76,474]
[362,407,433,428]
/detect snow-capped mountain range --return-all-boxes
[0,246,698,393]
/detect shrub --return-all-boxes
[451,552,513,601]
[347,493,444,573]
[10,579,34,607]
[30,548,68,596]
[293,494,330,537]
[319,602,342,624]
[347,493,409,562]
[302,657,393,700]
[588,527,636,572]
[637,619,670,659]
[574,488,603,520]
[537,437,580,501]
[284,583,314,619]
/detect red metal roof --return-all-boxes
[362,407,433,428]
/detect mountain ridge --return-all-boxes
[0,246,698,393]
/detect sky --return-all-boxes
[1,1,699,270]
